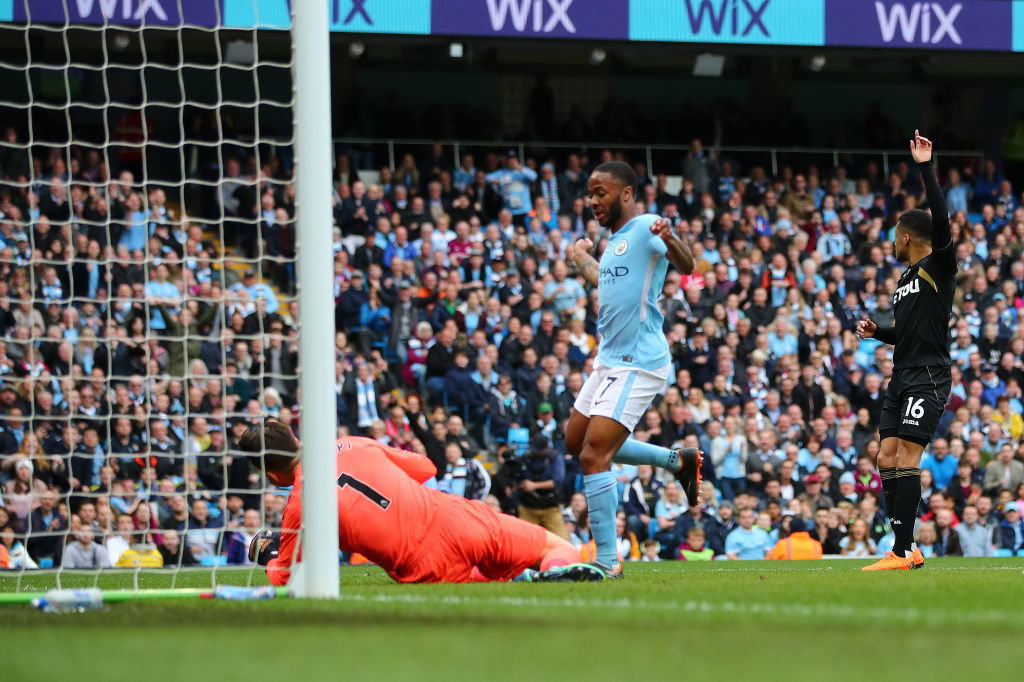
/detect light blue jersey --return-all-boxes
[595,214,670,371]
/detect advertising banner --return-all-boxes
[826,0,1013,52]
[1,0,1021,53]
[10,0,223,27]
[630,0,825,46]
[432,0,630,40]
[221,0,431,34]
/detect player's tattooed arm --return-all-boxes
[664,235,695,275]
[572,238,599,287]
[651,218,694,275]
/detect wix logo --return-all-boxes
[685,0,771,37]
[334,0,373,25]
[72,0,168,21]
[485,0,577,33]
[874,2,963,45]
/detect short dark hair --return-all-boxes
[897,208,933,241]
[593,161,638,196]
[238,421,298,475]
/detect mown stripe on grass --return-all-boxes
[335,592,1021,626]
[638,563,1024,573]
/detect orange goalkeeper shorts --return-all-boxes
[394,497,546,584]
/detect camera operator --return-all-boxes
[516,433,569,540]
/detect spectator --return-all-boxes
[184,498,222,562]
[424,327,455,402]
[711,415,747,500]
[1,524,34,568]
[681,139,714,194]
[802,474,834,511]
[996,502,1024,554]
[839,518,877,557]
[725,507,770,560]
[992,395,1023,442]
[224,508,262,565]
[915,521,941,559]
[27,489,66,566]
[956,505,993,557]
[623,465,663,541]
[853,455,882,496]
[444,350,486,414]
[767,517,822,560]
[946,460,976,516]
[61,527,110,569]
[544,260,586,324]
[933,508,963,557]
[105,513,135,565]
[922,441,959,491]
[677,527,714,561]
[615,514,641,562]
[158,528,196,567]
[486,151,537,221]
[515,434,568,540]
[984,446,1024,496]
[653,482,687,553]
[808,507,843,554]
[343,362,385,434]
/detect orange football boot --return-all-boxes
[861,552,913,571]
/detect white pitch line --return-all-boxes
[335,592,1022,625]
[640,564,1024,573]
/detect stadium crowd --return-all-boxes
[1,130,1024,572]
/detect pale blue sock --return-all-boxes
[614,438,678,470]
[583,471,619,569]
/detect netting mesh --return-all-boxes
[0,5,301,590]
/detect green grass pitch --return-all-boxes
[4,559,1022,681]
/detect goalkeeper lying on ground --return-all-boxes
[240,421,608,583]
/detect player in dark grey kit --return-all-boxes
[856,131,955,571]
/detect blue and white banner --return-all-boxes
[0,0,1019,53]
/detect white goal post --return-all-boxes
[292,0,340,599]
[0,2,338,599]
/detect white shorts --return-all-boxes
[574,363,671,432]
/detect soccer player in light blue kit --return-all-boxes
[567,162,703,578]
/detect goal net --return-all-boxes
[0,2,325,594]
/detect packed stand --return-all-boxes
[326,140,1024,562]
[1,132,1023,572]
[0,134,295,570]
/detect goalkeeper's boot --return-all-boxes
[513,569,540,582]
[908,546,926,569]
[534,563,608,582]
[673,447,703,505]
[860,552,913,571]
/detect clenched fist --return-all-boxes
[572,238,594,261]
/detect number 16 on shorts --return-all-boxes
[903,396,924,425]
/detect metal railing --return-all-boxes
[333,136,986,179]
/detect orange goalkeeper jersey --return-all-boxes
[267,436,440,586]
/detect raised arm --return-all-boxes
[572,238,600,287]
[651,218,694,274]
[912,131,952,254]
